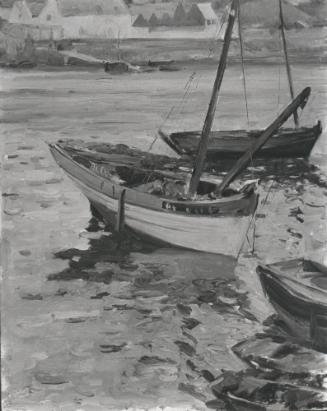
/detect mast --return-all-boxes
[188,0,239,197]
[279,0,299,127]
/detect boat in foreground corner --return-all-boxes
[258,259,327,352]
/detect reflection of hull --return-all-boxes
[49,143,258,257]
[160,121,322,160]
[257,259,327,352]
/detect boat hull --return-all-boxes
[257,260,327,352]
[161,122,322,160]
[50,144,258,257]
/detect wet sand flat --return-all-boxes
[1,64,327,410]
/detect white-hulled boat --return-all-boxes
[49,142,258,256]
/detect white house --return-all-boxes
[0,6,12,21]
[37,0,132,39]
[189,3,219,26]
[9,0,32,23]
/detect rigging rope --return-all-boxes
[148,4,235,152]
[277,30,282,115]
[237,4,250,130]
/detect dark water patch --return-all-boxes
[48,267,114,284]
[19,249,31,256]
[34,371,69,385]
[55,288,68,296]
[17,145,34,150]
[138,356,176,365]
[99,343,126,353]
[201,369,216,383]
[176,303,192,316]
[20,292,43,300]
[65,317,87,323]
[45,177,63,184]
[4,88,56,96]
[289,206,304,223]
[182,317,201,330]
[2,192,19,198]
[49,217,159,284]
[287,228,303,239]
[90,291,110,299]
[174,340,196,357]
[104,304,134,311]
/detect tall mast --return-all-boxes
[188,0,239,197]
[279,0,299,127]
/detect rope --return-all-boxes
[277,30,282,115]
[237,5,250,130]
[147,72,196,152]
[148,5,232,152]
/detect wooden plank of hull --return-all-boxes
[50,145,257,257]
[164,121,322,159]
[70,174,253,256]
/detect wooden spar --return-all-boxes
[216,86,311,195]
[279,0,299,127]
[188,0,238,197]
[116,189,126,233]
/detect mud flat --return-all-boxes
[1,63,327,410]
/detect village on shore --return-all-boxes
[0,0,326,67]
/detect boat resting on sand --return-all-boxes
[257,259,327,352]
[49,141,258,257]
[159,0,322,161]
[159,122,322,160]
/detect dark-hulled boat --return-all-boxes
[257,259,327,352]
[159,0,322,161]
[159,122,322,160]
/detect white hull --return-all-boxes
[70,174,253,257]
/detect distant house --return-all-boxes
[0,6,11,20]
[187,3,219,26]
[132,2,219,28]
[9,0,32,23]
[37,0,132,39]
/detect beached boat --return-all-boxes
[49,142,258,256]
[257,259,327,352]
[159,0,321,161]
[159,122,322,160]
[49,0,310,257]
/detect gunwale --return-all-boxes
[50,143,258,218]
[161,121,322,158]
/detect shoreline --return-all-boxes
[1,53,326,72]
